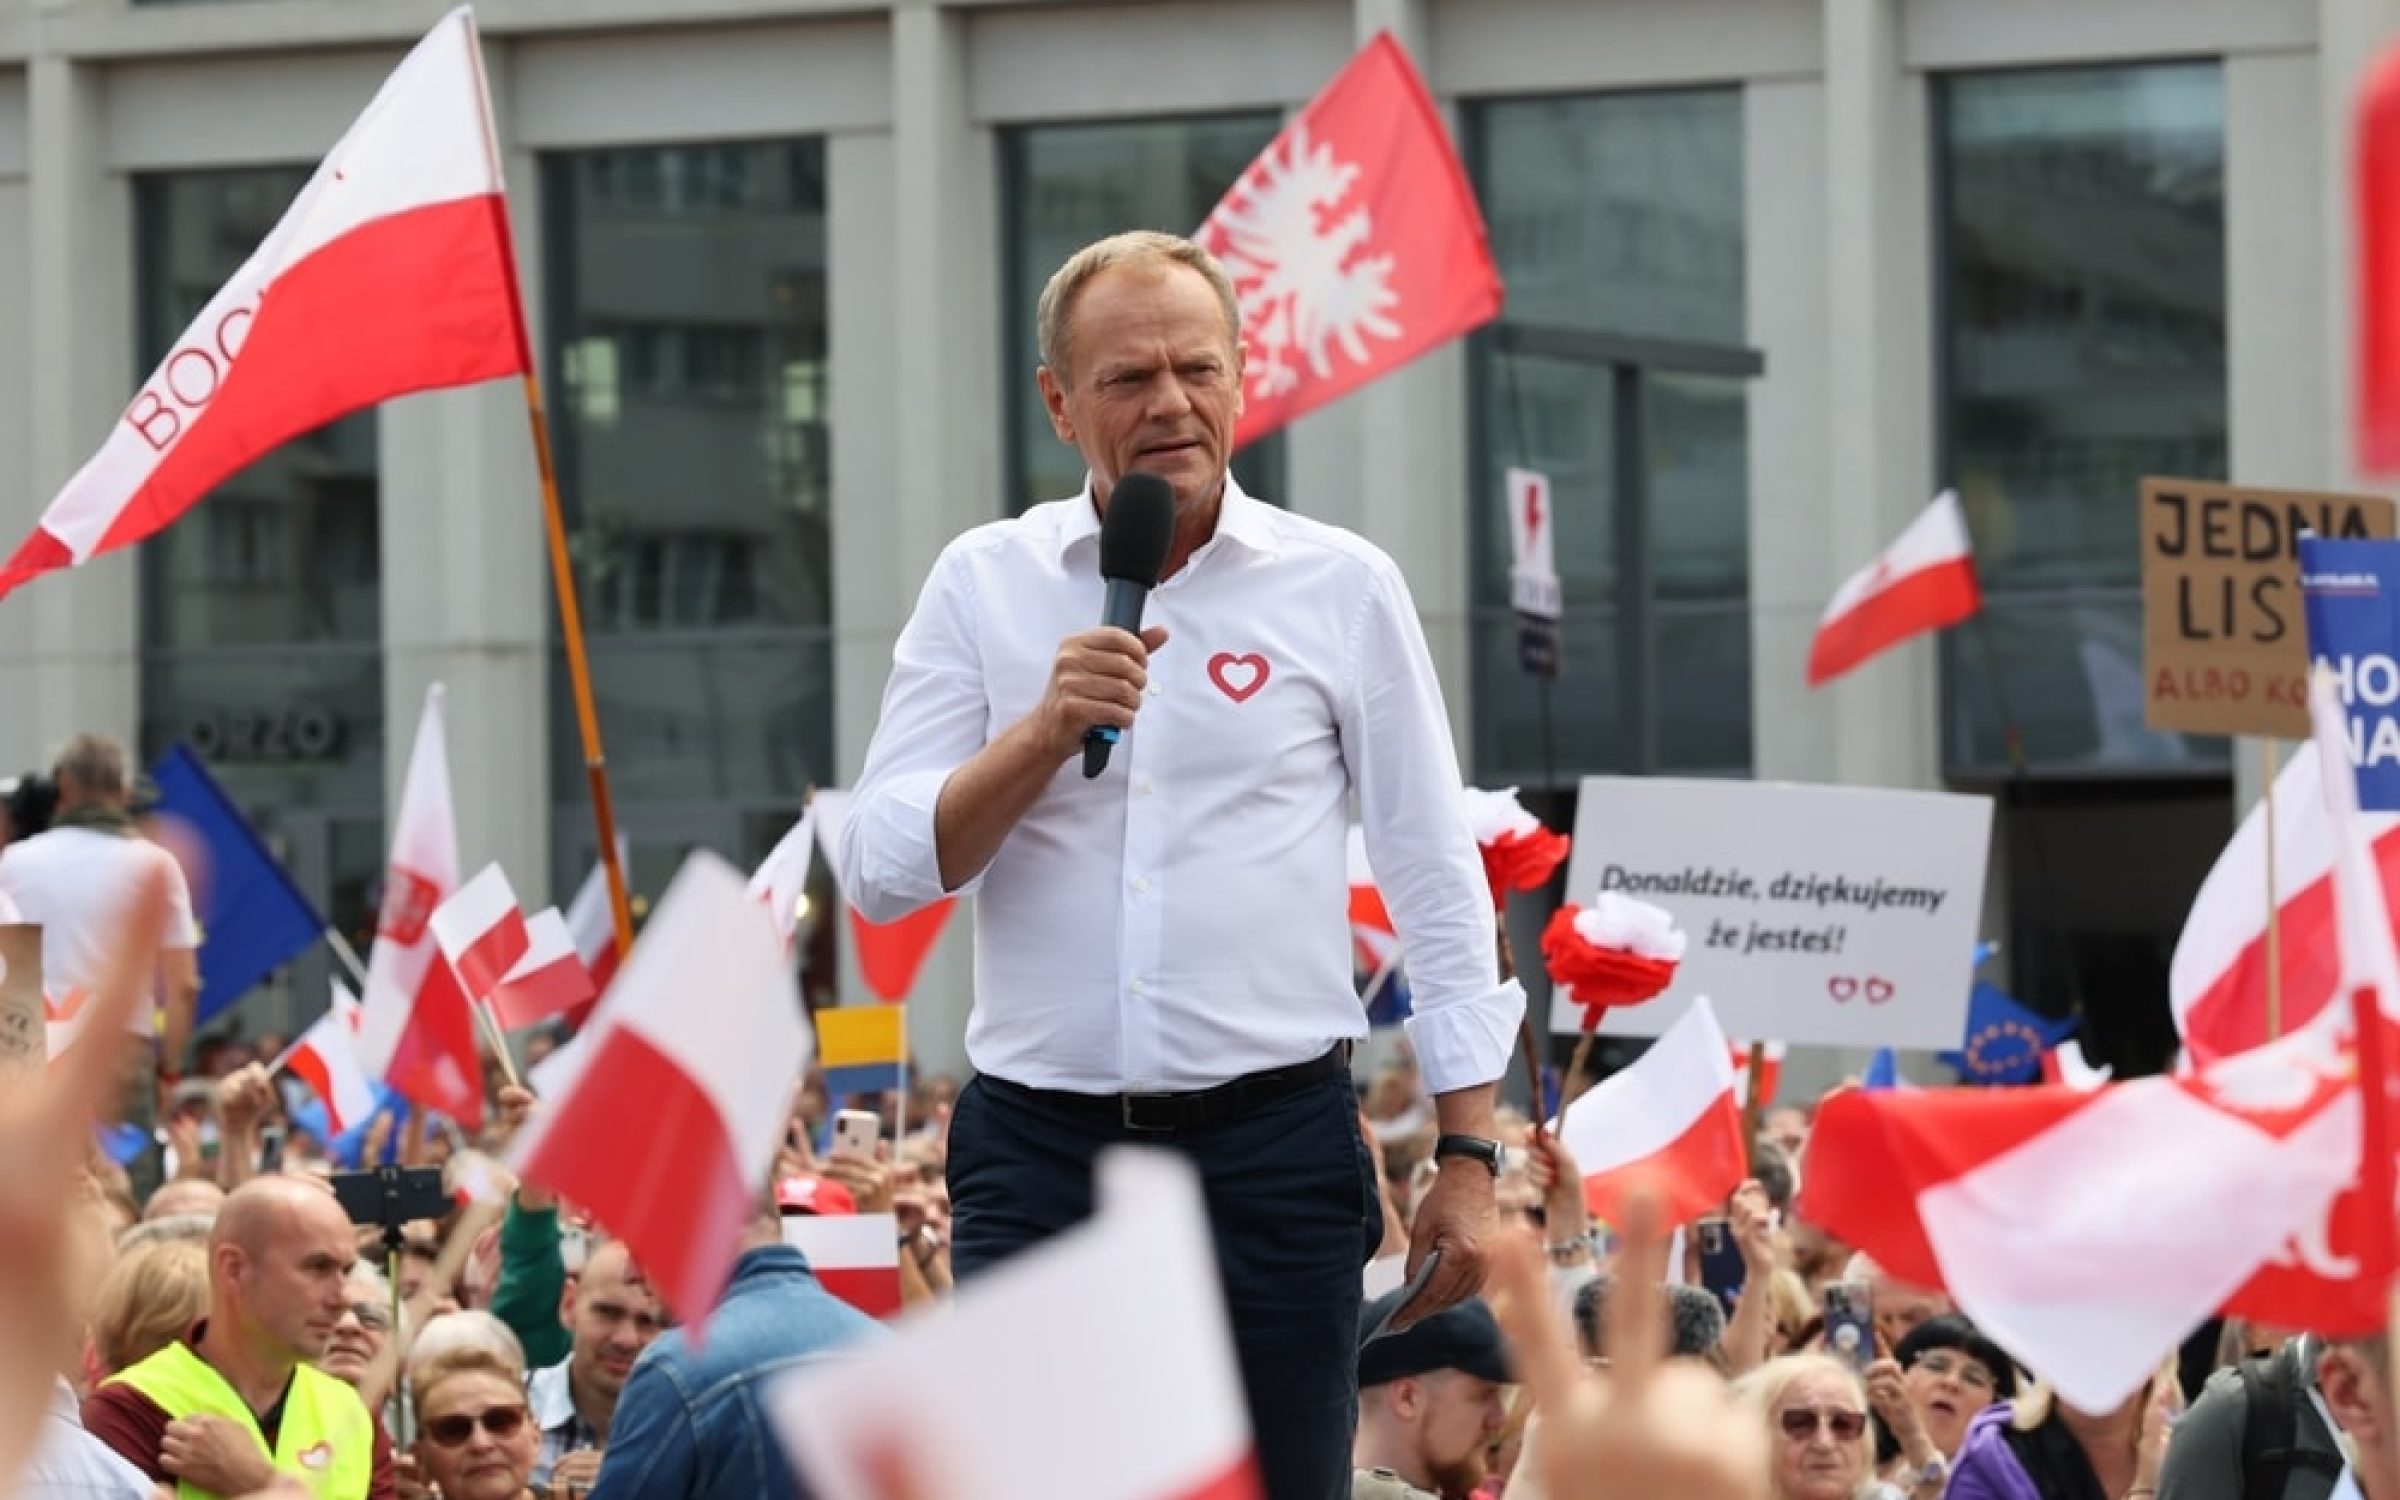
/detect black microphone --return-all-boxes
[1083,471,1177,780]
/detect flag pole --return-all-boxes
[459,16,637,972]
[1740,1040,1769,1143]
[1966,596,2084,1021]
[323,926,370,993]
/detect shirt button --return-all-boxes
[1133,876,1151,895]
[1139,778,1156,796]
[1146,684,1161,699]
[1130,977,1147,997]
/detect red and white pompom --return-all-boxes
[1542,891,1686,1033]
[1462,786,1571,908]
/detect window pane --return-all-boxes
[1002,116,1287,512]
[1470,90,1749,783]
[1939,63,2228,772]
[1478,91,1744,346]
[543,141,835,852]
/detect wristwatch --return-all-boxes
[1433,1133,1504,1177]
[1907,1455,1948,1490]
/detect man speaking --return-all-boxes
[839,230,1523,1500]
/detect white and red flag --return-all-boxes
[810,789,955,1003]
[561,845,625,1025]
[280,980,379,1135]
[1196,32,1502,450]
[2169,742,2400,1067]
[781,1212,904,1321]
[1557,996,1747,1230]
[429,864,533,1003]
[748,806,817,952]
[507,851,811,1329]
[356,685,485,1129]
[1345,825,1399,972]
[488,909,597,1031]
[770,1150,1261,1500]
[0,7,526,601]
[1806,490,1982,688]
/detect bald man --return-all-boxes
[529,1240,666,1493]
[83,1176,395,1498]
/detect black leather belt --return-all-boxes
[987,1043,1353,1134]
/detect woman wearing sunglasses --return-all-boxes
[410,1350,541,1500]
[1731,1354,1876,1500]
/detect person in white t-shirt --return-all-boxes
[0,735,200,1062]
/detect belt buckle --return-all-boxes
[1120,1092,1178,1133]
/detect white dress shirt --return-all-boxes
[842,476,1524,1095]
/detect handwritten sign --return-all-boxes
[2141,478,2396,736]
[1548,779,1991,1050]
[0,927,40,1076]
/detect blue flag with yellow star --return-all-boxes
[1938,946,2074,1084]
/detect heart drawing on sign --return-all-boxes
[1208,652,1270,704]
[1827,976,1858,1003]
[1864,977,1895,1005]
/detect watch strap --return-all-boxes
[1433,1133,1503,1176]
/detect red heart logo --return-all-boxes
[1208,652,1270,703]
[1827,976,1858,1003]
[1865,977,1895,1005]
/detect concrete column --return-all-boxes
[2227,49,2326,814]
[1813,0,1939,794]
[853,0,1003,1073]
[1290,0,1473,749]
[379,50,546,900]
[9,49,136,769]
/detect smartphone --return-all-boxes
[831,1108,881,1160]
[559,1224,591,1276]
[1822,1280,1876,1374]
[257,1126,287,1176]
[1695,1216,1746,1310]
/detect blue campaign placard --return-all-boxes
[2300,534,2400,810]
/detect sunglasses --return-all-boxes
[1780,1407,1867,1442]
[423,1406,529,1448]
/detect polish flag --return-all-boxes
[1805,491,1982,688]
[1197,32,1502,451]
[281,981,378,1135]
[1730,1040,1787,1108]
[2169,741,2400,1067]
[429,864,533,1003]
[0,7,526,602]
[749,807,817,951]
[782,1212,905,1321]
[1346,826,1399,972]
[811,789,956,1003]
[562,848,624,1016]
[2040,1039,2113,1091]
[487,909,597,1031]
[508,851,811,1329]
[1801,1019,2360,1411]
[356,685,484,1129]
[1558,997,1748,1230]
[769,1150,1261,1500]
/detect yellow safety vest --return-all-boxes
[108,1340,375,1500]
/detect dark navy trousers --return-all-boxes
[947,1070,1383,1500]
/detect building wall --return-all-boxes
[0,0,2355,1092]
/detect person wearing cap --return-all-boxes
[583,1178,881,1500]
[1351,1289,1512,1500]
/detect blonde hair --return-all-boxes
[1730,1354,1875,1500]
[1035,230,1241,377]
[409,1347,525,1417]
[406,1310,525,1385]
[91,1238,209,1375]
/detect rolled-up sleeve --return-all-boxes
[840,544,996,923]
[1340,556,1525,1095]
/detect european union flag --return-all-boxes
[1364,962,1412,1028]
[1939,964,2075,1085]
[1861,1048,1901,1092]
[151,745,326,1025]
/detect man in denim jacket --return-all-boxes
[586,1188,883,1499]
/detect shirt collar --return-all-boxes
[1052,472,1281,566]
[528,1360,577,1431]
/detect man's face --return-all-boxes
[564,1245,665,1404]
[1407,1371,1509,1499]
[1765,1107,1810,1161]
[231,1196,356,1362]
[1873,1277,1953,1350]
[1037,261,1244,517]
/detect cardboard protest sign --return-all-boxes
[2301,534,2400,810]
[1547,779,1990,1050]
[2141,478,2395,736]
[0,926,41,1074]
